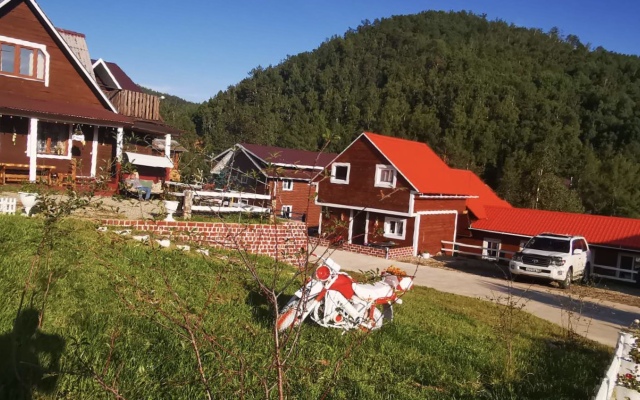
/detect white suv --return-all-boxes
[509,233,591,289]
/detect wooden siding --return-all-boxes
[365,211,415,248]
[418,213,456,255]
[458,231,525,259]
[0,1,106,108]
[274,179,321,227]
[0,115,29,164]
[110,90,160,121]
[413,197,466,212]
[317,138,411,213]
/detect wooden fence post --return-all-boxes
[184,190,193,220]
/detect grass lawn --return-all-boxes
[0,216,611,399]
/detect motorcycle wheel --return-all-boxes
[361,307,384,331]
[277,297,301,332]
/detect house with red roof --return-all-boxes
[314,132,508,256]
[461,207,640,283]
[0,0,180,190]
[211,143,337,227]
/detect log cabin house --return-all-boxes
[0,0,181,191]
[211,143,337,227]
[314,132,510,256]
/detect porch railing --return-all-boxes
[441,240,515,262]
[111,90,160,120]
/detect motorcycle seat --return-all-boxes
[353,281,394,301]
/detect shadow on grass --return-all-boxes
[0,309,65,400]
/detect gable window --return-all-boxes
[383,217,406,240]
[282,179,293,191]
[330,163,350,184]
[281,205,292,219]
[482,238,501,261]
[239,174,248,184]
[0,36,49,85]
[37,122,71,158]
[375,164,397,188]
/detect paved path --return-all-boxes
[312,246,640,348]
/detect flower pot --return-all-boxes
[18,192,39,216]
[164,200,180,222]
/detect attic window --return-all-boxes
[375,164,397,188]
[330,163,350,184]
[0,36,49,85]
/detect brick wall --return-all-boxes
[101,219,308,265]
[309,237,414,260]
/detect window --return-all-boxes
[37,122,70,157]
[281,205,292,219]
[483,238,501,261]
[0,36,48,84]
[375,164,397,188]
[239,175,248,184]
[1,44,14,73]
[282,179,293,191]
[330,163,350,184]
[383,217,406,240]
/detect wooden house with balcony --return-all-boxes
[0,0,181,191]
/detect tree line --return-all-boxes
[158,11,640,218]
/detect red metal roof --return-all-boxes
[240,143,337,168]
[0,93,131,125]
[472,207,640,250]
[449,169,511,219]
[363,132,472,196]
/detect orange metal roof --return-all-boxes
[473,206,640,250]
[449,169,511,219]
[363,132,473,196]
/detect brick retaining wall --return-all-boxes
[309,237,414,260]
[101,219,308,265]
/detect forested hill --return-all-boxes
[194,11,640,218]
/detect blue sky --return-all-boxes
[39,0,640,103]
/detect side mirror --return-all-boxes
[573,248,583,255]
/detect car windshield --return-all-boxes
[524,237,570,253]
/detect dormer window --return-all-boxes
[375,164,397,188]
[0,36,49,85]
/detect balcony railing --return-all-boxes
[110,90,160,121]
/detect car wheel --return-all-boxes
[560,267,573,289]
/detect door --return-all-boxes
[571,239,587,274]
[350,211,367,245]
[618,254,637,281]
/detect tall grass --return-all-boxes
[0,216,610,399]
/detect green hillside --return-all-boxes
[193,11,640,217]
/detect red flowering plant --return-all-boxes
[617,369,640,391]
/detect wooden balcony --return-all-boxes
[110,90,160,121]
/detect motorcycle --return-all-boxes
[277,255,414,332]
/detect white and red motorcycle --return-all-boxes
[277,255,414,332]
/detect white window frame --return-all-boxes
[0,35,50,87]
[617,253,639,280]
[36,122,72,160]
[281,205,292,219]
[239,174,248,184]
[383,216,406,240]
[374,164,397,188]
[282,179,293,191]
[330,162,350,184]
[482,238,501,261]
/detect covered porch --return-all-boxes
[0,96,179,191]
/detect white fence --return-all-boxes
[0,197,16,215]
[172,189,272,216]
[593,332,637,400]
[441,240,516,262]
